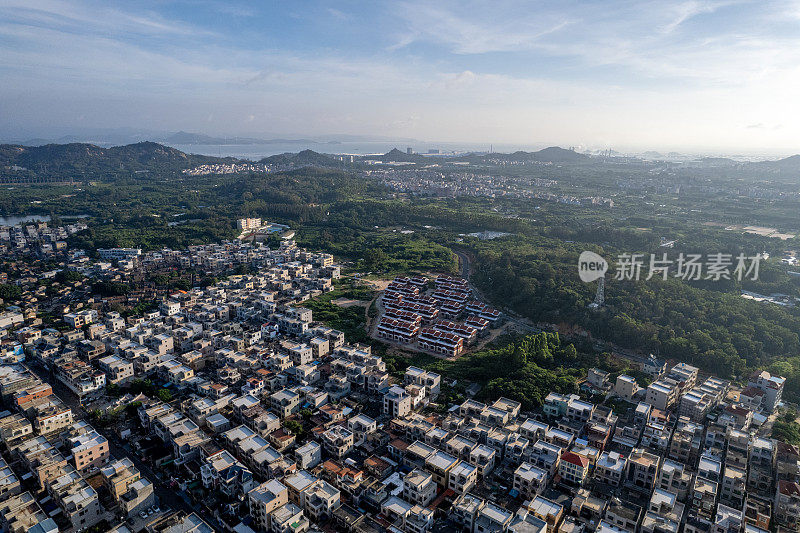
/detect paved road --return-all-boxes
[451,247,683,366]
[452,248,539,336]
[453,249,472,280]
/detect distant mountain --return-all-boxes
[165,131,235,145]
[0,141,233,179]
[259,149,338,167]
[480,146,589,163]
[696,157,737,163]
[17,138,57,147]
[687,157,740,167]
[309,134,419,143]
[365,148,428,163]
[532,146,590,162]
[164,131,317,145]
[353,146,591,165]
[754,154,800,171]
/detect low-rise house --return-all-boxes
[645,379,678,411]
[658,458,692,501]
[120,478,155,518]
[46,467,103,530]
[448,460,478,495]
[100,457,140,501]
[303,479,341,523]
[626,448,660,493]
[248,479,289,532]
[384,385,412,418]
[0,491,58,533]
[514,462,549,498]
[25,396,73,434]
[68,428,110,472]
[603,498,642,533]
[0,411,33,445]
[451,493,486,533]
[476,501,514,532]
[529,440,562,476]
[774,480,800,530]
[571,488,607,525]
[322,426,354,459]
[403,469,437,507]
[200,449,255,497]
[347,414,377,446]
[559,451,590,487]
[527,495,564,532]
[595,451,627,487]
[271,389,301,418]
[469,444,497,477]
[404,366,442,397]
[269,502,310,533]
[642,488,684,533]
[720,464,746,509]
[295,441,322,470]
[614,375,639,401]
[691,476,719,521]
[98,354,135,384]
[425,449,459,488]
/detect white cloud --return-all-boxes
[1,0,799,152]
[0,0,211,37]
[391,1,574,54]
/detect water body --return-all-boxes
[167,141,540,160]
[0,214,89,227]
[0,214,50,226]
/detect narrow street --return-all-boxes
[26,364,222,530]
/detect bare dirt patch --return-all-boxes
[331,297,369,308]
[361,279,392,291]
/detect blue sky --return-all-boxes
[1,0,799,152]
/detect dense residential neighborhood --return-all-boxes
[7,2,800,532]
[0,234,797,533]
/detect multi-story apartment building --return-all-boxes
[402,469,437,507]
[514,462,548,498]
[97,354,134,384]
[68,428,110,472]
[322,426,354,459]
[248,479,288,531]
[595,451,627,487]
[747,370,785,412]
[774,480,800,530]
[626,448,660,493]
[383,386,412,418]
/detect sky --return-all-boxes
[1,0,800,153]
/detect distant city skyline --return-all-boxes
[2,0,800,154]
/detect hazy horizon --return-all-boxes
[2,1,800,154]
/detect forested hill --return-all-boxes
[453,146,591,164]
[259,149,341,167]
[0,141,235,180]
[359,146,592,165]
[505,146,590,162]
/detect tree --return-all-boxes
[55,269,84,284]
[362,248,389,270]
[156,388,173,402]
[283,420,303,436]
[773,420,800,445]
[125,401,142,417]
[0,284,22,301]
